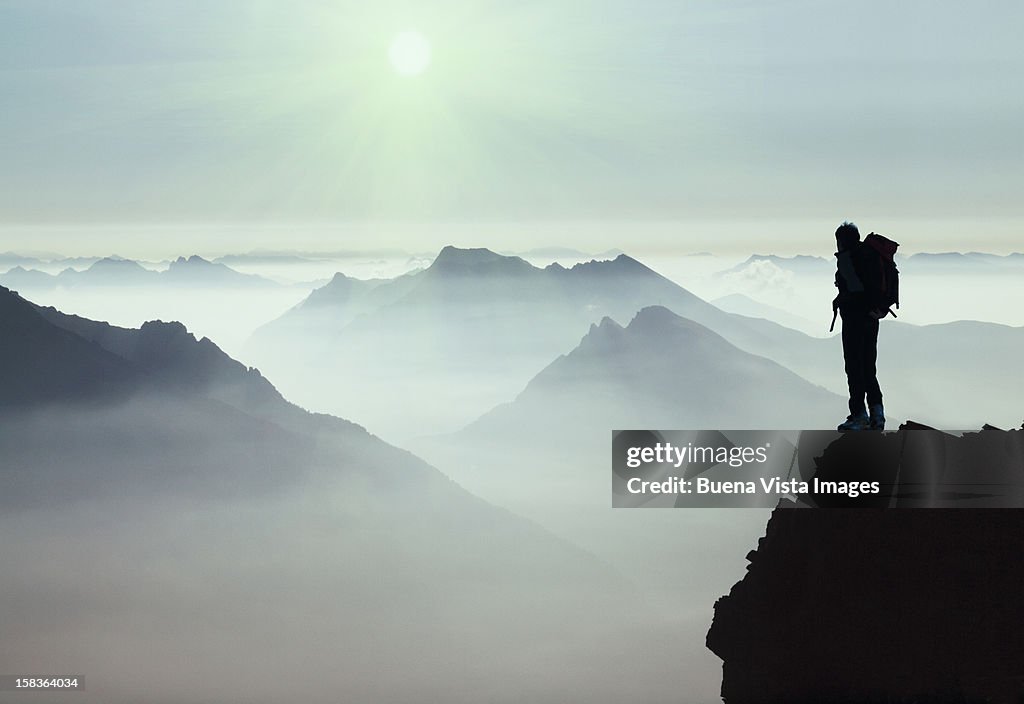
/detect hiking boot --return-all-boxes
[837,412,870,432]
[869,404,885,431]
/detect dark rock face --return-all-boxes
[707,499,1024,701]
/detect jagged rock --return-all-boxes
[707,426,1024,703]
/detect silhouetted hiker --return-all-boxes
[831,222,899,431]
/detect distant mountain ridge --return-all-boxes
[256,246,807,349]
[164,254,277,286]
[0,255,277,289]
[902,251,1024,272]
[715,251,1024,278]
[717,254,832,277]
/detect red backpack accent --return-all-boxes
[864,233,899,261]
[863,233,900,315]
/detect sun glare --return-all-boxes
[389,31,431,77]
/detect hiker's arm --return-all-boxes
[833,270,845,304]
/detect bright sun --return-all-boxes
[389,31,431,77]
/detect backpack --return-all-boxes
[861,233,900,317]
[829,233,901,332]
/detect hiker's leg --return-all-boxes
[864,317,882,407]
[841,311,866,415]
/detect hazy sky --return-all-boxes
[1,1,1021,253]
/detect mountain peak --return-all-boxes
[629,304,680,326]
[89,256,145,271]
[171,255,215,268]
[299,271,358,308]
[429,246,535,275]
[567,253,651,275]
[626,305,720,341]
[578,316,627,352]
[0,284,27,311]
[718,254,831,278]
[588,316,624,335]
[435,245,502,261]
[611,253,647,268]
[139,319,192,339]
[745,254,826,263]
[163,256,274,287]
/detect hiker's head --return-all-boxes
[835,222,860,251]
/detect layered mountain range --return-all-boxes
[4,238,1022,702]
[2,283,709,703]
[248,246,1024,439]
[0,255,277,290]
[247,246,817,439]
